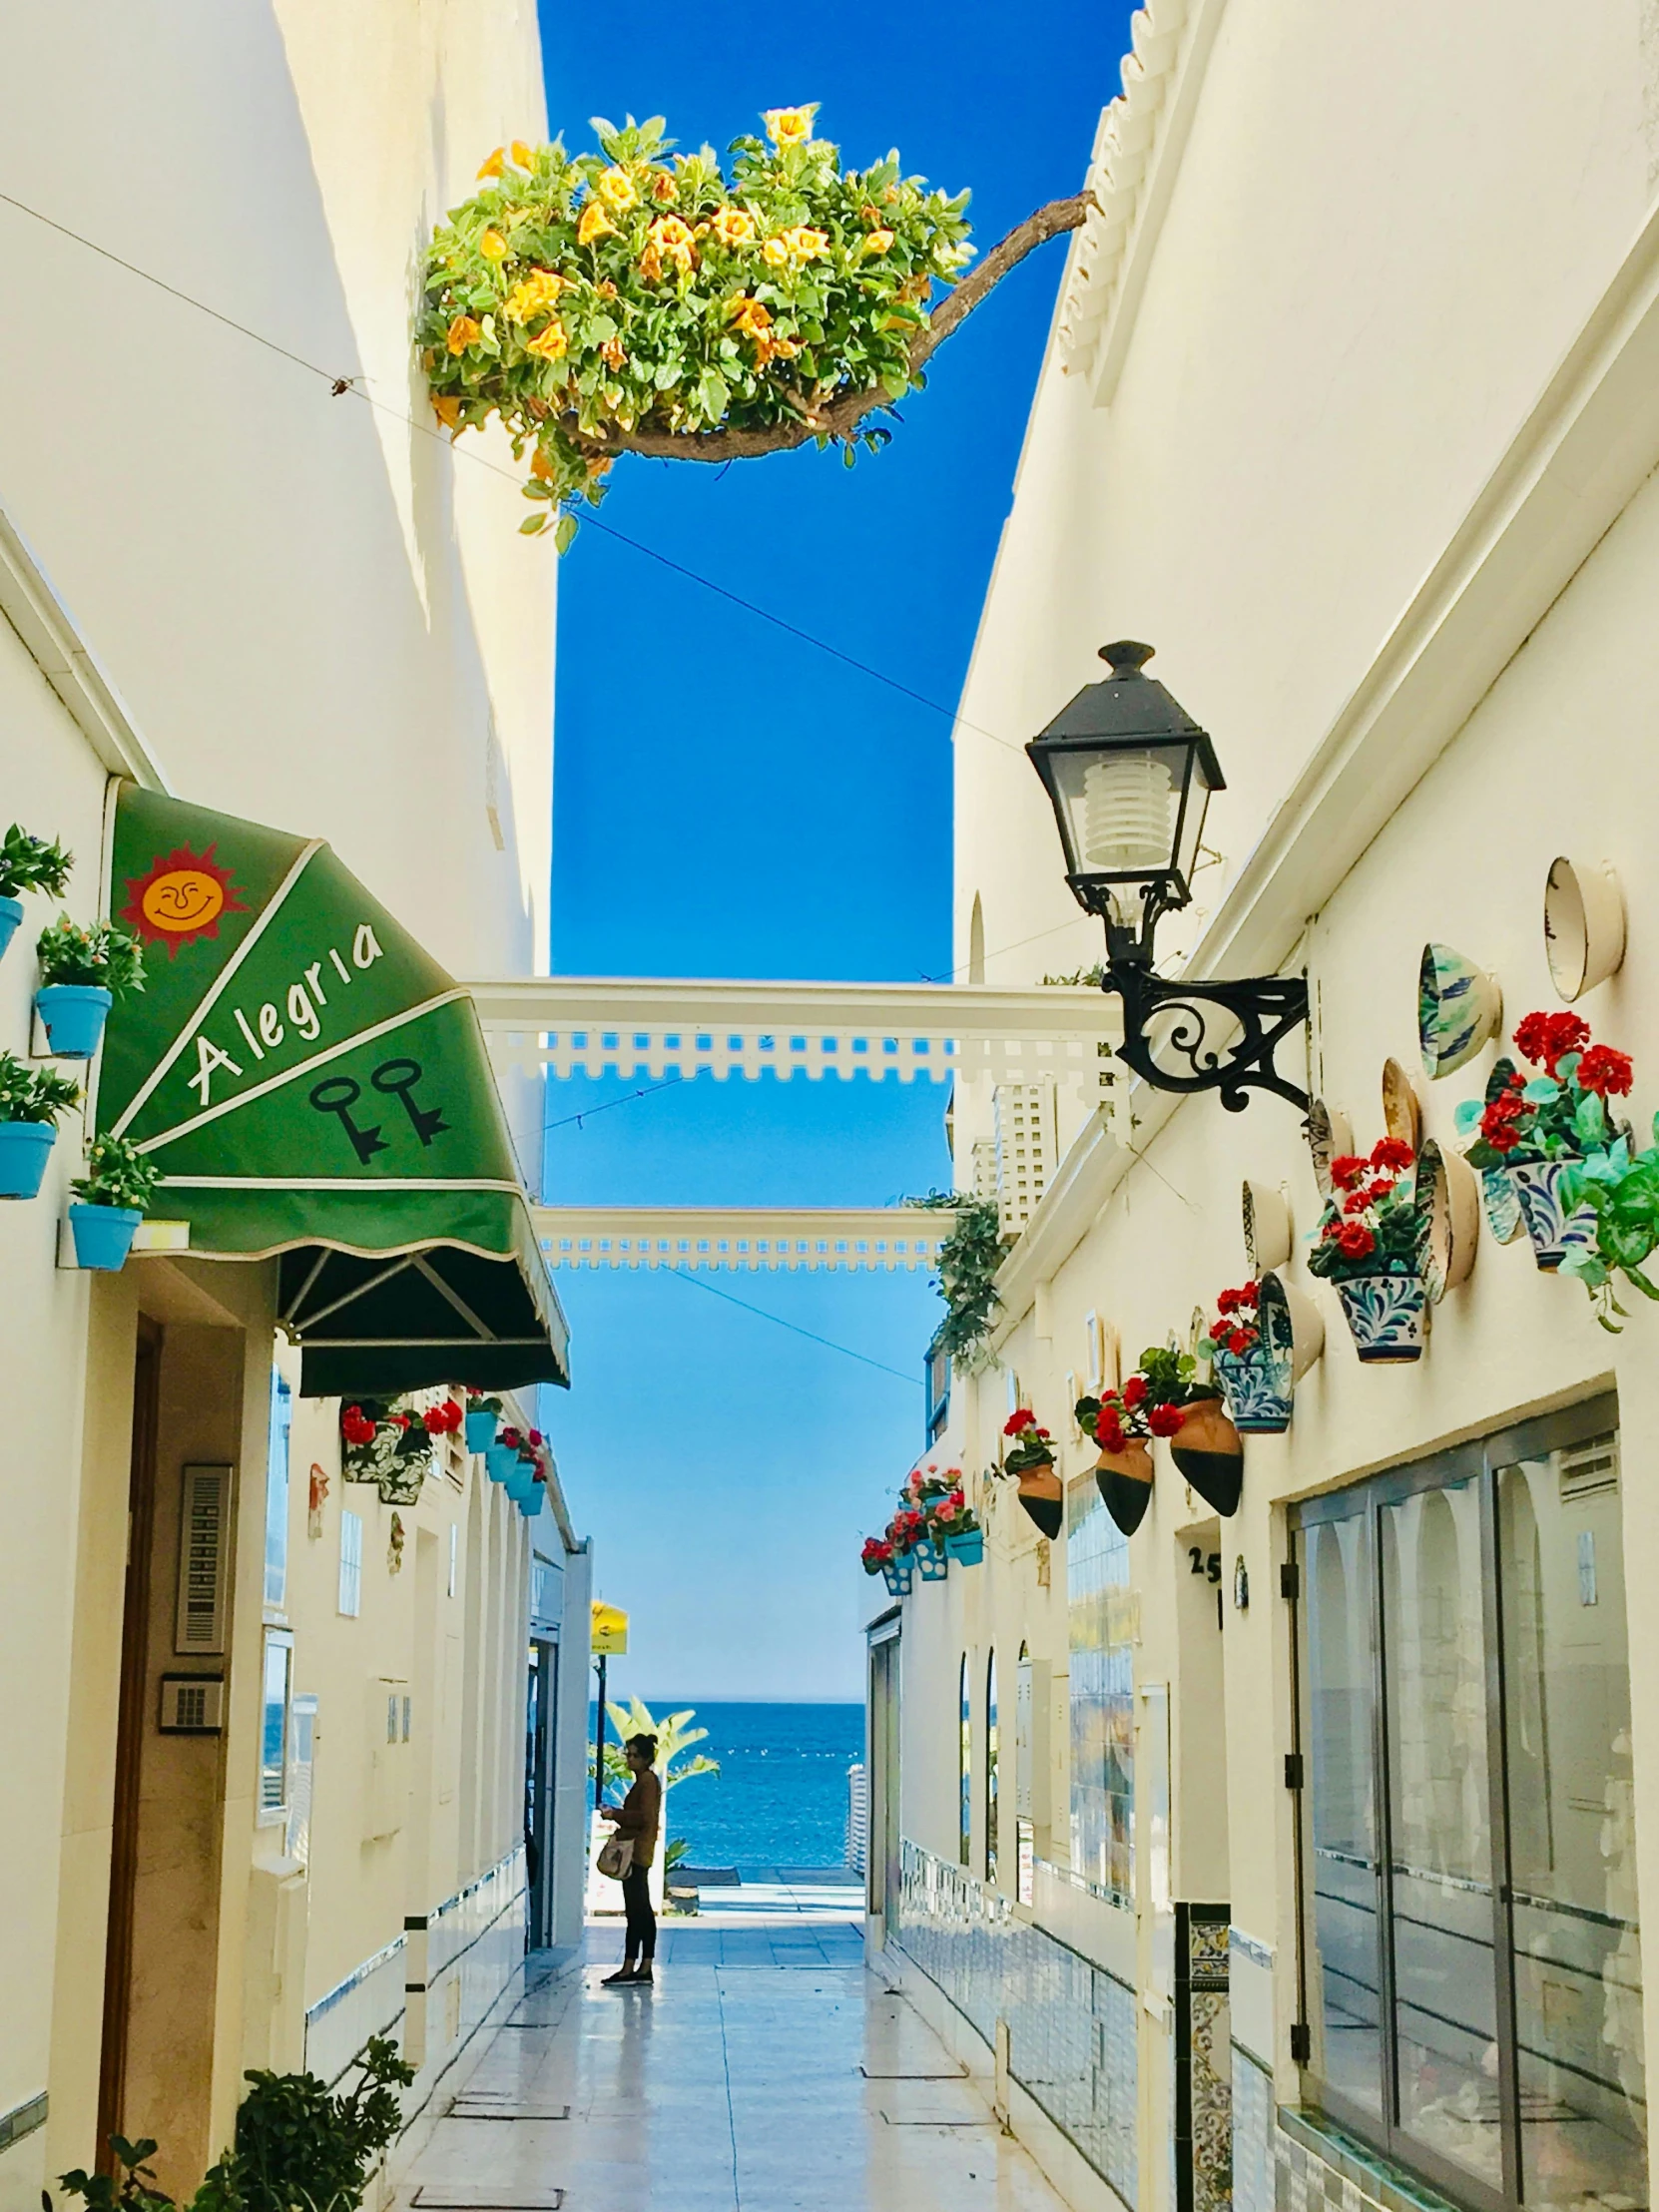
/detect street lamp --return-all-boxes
[1027,642,1309,1113]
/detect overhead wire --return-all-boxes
[660,1263,922,1384]
[0,186,1028,756]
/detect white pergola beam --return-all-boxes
[531,1205,955,1272]
[468,976,1119,1101]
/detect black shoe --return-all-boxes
[601,1966,639,1985]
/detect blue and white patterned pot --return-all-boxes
[913,1536,949,1582]
[880,1556,914,1598]
[1214,1350,1293,1433]
[1335,1271,1427,1363]
[1506,1159,1596,1273]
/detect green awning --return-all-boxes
[99,785,569,1397]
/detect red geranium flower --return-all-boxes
[1329,1154,1370,1191]
[1121,1375,1148,1408]
[1096,1408,1128,1454]
[1575,1045,1633,1098]
[1228,1330,1254,1356]
[1003,1408,1035,1436]
[1371,1138,1413,1173]
[1514,1010,1590,1071]
[1147,1402,1186,1438]
[341,1406,377,1446]
[1336,1222,1377,1260]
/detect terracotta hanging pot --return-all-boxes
[1015,1461,1062,1540]
[1095,1440,1153,1536]
[1168,1398,1244,1517]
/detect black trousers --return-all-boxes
[621,1863,656,1958]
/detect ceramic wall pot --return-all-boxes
[1016,1461,1063,1541]
[1335,1271,1427,1362]
[1095,1440,1153,1536]
[1214,1349,1292,1434]
[1506,1159,1596,1272]
[0,1119,57,1200]
[484,1442,515,1484]
[0,894,21,963]
[1169,1399,1244,1516]
[945,1528,984,1566]
[464,1407,499,1454]
[34,984,113,1060]
[880,1556,914,1598]
[67,1202,142,1271]
[1418,943,1501,1079]
[1545,857,1626,1001]
[914,1536,950,1582]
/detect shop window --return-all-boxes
[959,1653,971,1867]
[985,1650,999,1885]
[1069,1476,1134,1902]
[1295,1394,1642,2212]
[259,1627,292,1820]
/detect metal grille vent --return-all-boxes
[175,1464,232,1655]
[1558,1431,1618,1499]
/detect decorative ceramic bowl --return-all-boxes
[1418,944,1502,1079]
[1506,1159,1597,1272]
[1335,1271,1427,1362]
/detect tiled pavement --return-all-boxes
[393,1891,1073,2211]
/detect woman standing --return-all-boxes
[600,1732,662,1985]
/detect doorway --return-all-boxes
[525,1640,558,1948]
[96,1318,162,2170]
[866,1628,901,1941]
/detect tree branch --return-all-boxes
[565,191,1097,465]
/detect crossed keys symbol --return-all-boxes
[309,1057,449,1166]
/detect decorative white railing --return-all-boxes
[529,1205,954,1272]
[466,977,1119,1106]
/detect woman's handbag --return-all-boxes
[596,1831,634,1880]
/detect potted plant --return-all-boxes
[1082,1347,1242,1527]
[340,1399,435,1501]
[463,1388,503,1452]
[927,1480,983,1566]
[34,914,145,1059]
[861,1535,911,1599]
[1001,1408,1062,1539]
[894,1502,947,1580]
[1548,1113,1659,1331]
[1308,1137,1429,1361]
[1197,1283,1291,1433]
[0,824,73,964]
[1456,1012,1631,1270]
[487,1422,523,1482]
[0,1051,80,1200]
[67,1133,159,1272]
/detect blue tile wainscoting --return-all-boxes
[896,1839,1139,2206]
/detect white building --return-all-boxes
[0,4,589,2205]
[874,11,1659,2212]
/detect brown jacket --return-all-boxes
[614,1769,662,1869]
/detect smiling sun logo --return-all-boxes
[120,841,249,955]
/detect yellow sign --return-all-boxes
[591,1601,629,1656]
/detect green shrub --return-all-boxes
[0,823,73,900]
[36,915,146,996]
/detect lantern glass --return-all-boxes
[1035,736,1215,916]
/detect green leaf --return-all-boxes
[518,513,548,535]
[553,513,579,554]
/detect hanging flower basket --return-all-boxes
[1333,1272,1427,1362]
[1168,1398,1244,1518]
[0,826,73,969]
[1199,1283,1291,1435]
[0,1116,60,1200]
[922,1476,982,1565]
[1456,1014,1631,1272]
[341,1398,440,1500]
[463,1390,503,1452]
[881,1555,914,1598]
[1094,1441,1153,1536]
[945,1526,984,1566]
[1002,1411,1062,1539]
[67,1202,143,1272]
[913,1535,949,1581]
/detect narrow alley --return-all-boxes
[394,1890,1070,2212]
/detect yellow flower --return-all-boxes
[762,236,790,269]
[598,166,637,211]
[431,394,463,429]
[784,226,830,262]
[524,318,568,361]
[647,215,697,273]
[650,171,678,205]
[600,336,627,368]
[577,203,617,246]
[711,207,759,249]
[511,140,537,170]
[728,294,773,338]
[477,147,506,180]
[478,228,508,261]
[446,314,483,354]
[764,107,814,147]
[638,243,664,284]
[504,268,566,321]
[862,229,894,256]
[596,278,619,298]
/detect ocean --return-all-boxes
[591,1699,864,1874]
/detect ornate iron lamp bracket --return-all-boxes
[1106,963,1310,1114]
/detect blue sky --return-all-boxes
[538,4,1126,1699]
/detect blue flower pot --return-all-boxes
[485,1443,515,1484]
[1335,1270,1427,1363]
[506,1462,536,1505]
[0,1119,57,1200]
[1215,1349,1293,1433]
[465,1408,499,1453]
[0,895,21,963]
[1507,1159,1597,1273]
[35,983,113,1060]
[880,1556,914,1598]
[68,1202,142,1272]
[913,1536,949,1582]
[518,1485,542,1518]
[945,1528,984,1566]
